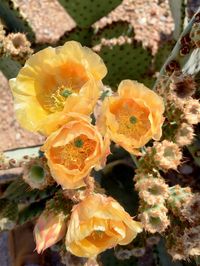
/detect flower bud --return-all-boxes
[175,123,194,146]
[153,140,182,170]
[34,211,67,253]
[135,175,169,205]
[139,204,170,233]
[184,98,200,125]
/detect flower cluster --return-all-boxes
[34,193,142,258]
[10,41,165,190]
[9,37,200,262]
[9,41,167,258]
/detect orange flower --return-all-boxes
[9,41,107,135]
[97,80,164,154]
[66,194,142,258]
[34,211,67,253]
[41,113,110,189]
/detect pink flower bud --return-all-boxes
[34,211,67,253]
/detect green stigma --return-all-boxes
[60,89,72,98]
[129,116,137,124]
[74,138,84,148]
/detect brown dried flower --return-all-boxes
[167,228,186,261]
[167,225,200,260]
[183,226,200,257]
[181,194,200,226]
[170,74,196,99]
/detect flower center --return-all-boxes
[86,230,111,247]
[60,89,73,98]
[37,61,89,113]
[129,115,137,124]
[90,230,105,240]
[43,85,73,113]
[50,134,96,170]
[74,138,84,148]
[110,99,150,140]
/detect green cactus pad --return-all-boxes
[0,56,21,79]
[0,0,35,42]
[0,199,18,222]
[58,0,122,27]
[18,200,45,225]
[141,77,156,89]
[92,21,134,46]
[99,41,152,89]
[3,178,57,203]
[59,27,93,47]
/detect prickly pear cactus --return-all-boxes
[58,0,123,27]
[1,1,200,266]
[0,0,35,41]
[99,41,152,88]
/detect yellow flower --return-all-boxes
[34,211,67,253]
[97,80,164,154]
[41,113,110,189]
[9,41,107,135]
[66,193,142,258]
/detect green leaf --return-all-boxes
[58,0,122,27]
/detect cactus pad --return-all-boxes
[58,0,122,27]
[0,0,35,42]
[18,201,45,224]
[0,198,18,222]
[92,21,134,46]
[59,27,93,47]
[99,41,152,89]
[0,56,21,79]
